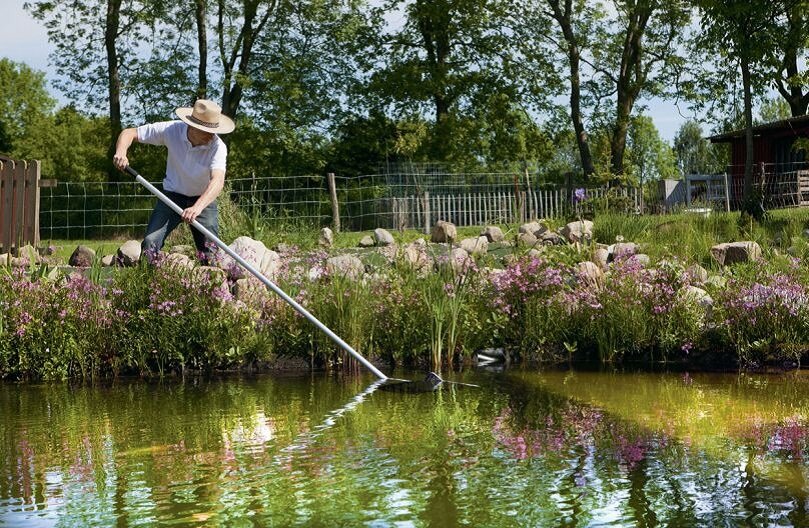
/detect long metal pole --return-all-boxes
[126,166,387,380]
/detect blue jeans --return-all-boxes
[142,191,218,263]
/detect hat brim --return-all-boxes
[175,107,236,134]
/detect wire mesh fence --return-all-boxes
[36,161,809,240]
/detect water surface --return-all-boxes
[2,369,809,527]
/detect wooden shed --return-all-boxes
[708,115,809,207]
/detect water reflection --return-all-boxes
[1,371,809,526]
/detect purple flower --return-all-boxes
[574,188,586,203]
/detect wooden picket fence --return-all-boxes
[386,187,640,232]
[0,157,43,253]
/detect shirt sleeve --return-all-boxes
[136,121,174,146]
[210,140,228,172]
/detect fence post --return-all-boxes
[422,191,430,234]
[327,172,340,233]
[23,160,40,247]
[723,172,731,212]
[0,159,11,252]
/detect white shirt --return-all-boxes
[137,121,227,196]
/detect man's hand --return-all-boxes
[113,128,138,171]
[112,152,129,171]
[181,205,204,224]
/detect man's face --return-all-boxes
[187,126,214,146]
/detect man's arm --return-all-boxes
[113,128,139,170]
[181,168,225,224]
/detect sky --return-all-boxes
[0,1,694,143]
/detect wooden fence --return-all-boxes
[0,157,42,253]
[386,187,641,232]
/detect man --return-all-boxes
[112,99,235,263]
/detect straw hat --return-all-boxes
[175,99,235,134]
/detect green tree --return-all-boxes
[693,0,786,217]
[673,120,725,175]
[758,97,792,123]
[26,0,173,178]
[626,115,678,184]
[591,0,690,179]
[0,58,55,158]
[366,0,517,160]
[521,0,598,178]
[774,0,809,116]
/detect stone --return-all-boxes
[402,244,431,272]
[459,236,489,256]
[710,241,762,266]
[326,254,365,279]
[446,247,473,274]
[594,248,610,270]
[679,285,714,317]
[574,261,604,288]
[164,252,194,270]
[527,247,545,259]
[0,253,8,266]
[273,243,294,254]
[16,244,38,264]
[560,220,594,243]
[431,221,457,243]
[516,232,538,247]
[502,254,519,267]
[319,227,334,247]
[69,245,96,267]
[101,255,115,267]
[686,264,708,284]
[216,236,280,280]
[193,266,230,301]
[540,231,566,245]
[169,244,196,256]
[373,228,395,247]
[234,278,268,305]
[481,226,504,242]
[377,244,399,263]
[358,235,375,248]
[519,221,547,237]
[117,240,142,266]
[612,242,639,258]
[9,257,28,268]
[629,254,651,267]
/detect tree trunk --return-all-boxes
[194,0,208,100]
[417,0,452,125]
[219,0,273,121]
[105,0,123,180]
[549,0,594,178]
[741,56,756,210]
[570,49,594,178]
[608,3,651,182]
[610,94,632,179]
[777,51,809,117]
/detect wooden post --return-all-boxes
[23,160,41,247]
[13,160,26,250]
[422,191,430,234]
[0,159,12,252]
[327,172,340,233]
[724,172,731,212]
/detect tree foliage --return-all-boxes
[9,0,809,189]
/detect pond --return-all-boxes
[2,368,809,527]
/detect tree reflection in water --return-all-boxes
[1,371,809,526]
